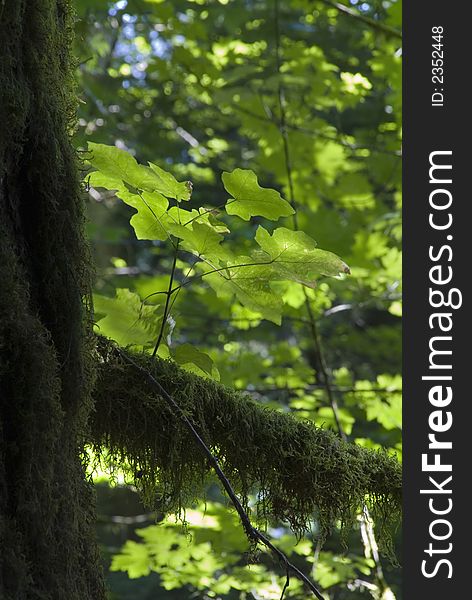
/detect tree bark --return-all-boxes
[0,1,105,598]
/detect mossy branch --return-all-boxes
[112,346,324,599]
[90,336,401,557]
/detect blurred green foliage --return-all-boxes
[75,0,402,598]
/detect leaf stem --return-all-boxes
[182,199,235,227]
[167,256,278,296]
[151,241,180,358]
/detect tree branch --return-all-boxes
[113,345,325,599]
[90,336,401,554]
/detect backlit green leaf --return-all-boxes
[88,142,191,201]
[173,343,219,380]
[255,226,350,285]
[88,142,163,192]
[88,171,172,241]
[222,168,294,221]
[205,259,283,324]
[169,221,230,260]
[110,541,151,579]
[148,162,191,201]
[93,289,161,347]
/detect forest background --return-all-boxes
[74,0,402,598]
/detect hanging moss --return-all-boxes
[91,337,401,555]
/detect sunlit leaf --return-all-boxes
[110,541,151,579]
[173,343,219,380]
[169,221,230,260]
[222,168,294,221]
[88,142,164,192]
[93,289,161,347]
[255,226,350,285]
[204,259,283,325]
[148,162,191,201]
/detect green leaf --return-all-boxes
[173,343,219,379]
[111,541,151,579]
[255,226,350,285]
[222,168,294,221]
[148,162,191,201]
[88,142,163,192]
[93,289,161,347]
[88,142,191,201]
[169,221,230,260]
[364,392,402,431]
[128,191,172,241]
[88,171,172,241]
[256,226,318,256]
[205,259,283,324]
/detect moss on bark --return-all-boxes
[0,1,104,598]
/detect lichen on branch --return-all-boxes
[91,337,401,554]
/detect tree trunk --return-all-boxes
[0,1,105,597]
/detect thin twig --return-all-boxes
[280,569,290,600]
[116,347,325,600]
[152,243,179,357]
[142,254,281,307]
[166,257,277,296]
[166,257,199,317]
[274,0,297,229]
[230,104,401,158]
[273,0,343,430]
[304,296,345,437]
[316,0,402,40]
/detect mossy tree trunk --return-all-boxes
[0,1,105,598]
